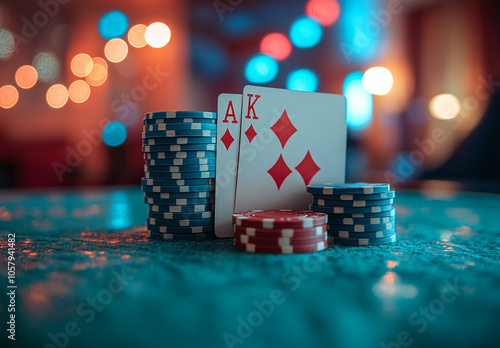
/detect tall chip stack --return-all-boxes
[141,111,217,241]
[307,183,397,246]
[232,210,329,254]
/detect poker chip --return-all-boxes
[313,198,394,207]
[144,111,217,119]
[148,223,214,234]
[149,203,214,213]
[234,225,327,238]
[145,151,215,159]
[145,157,216,166]
[148,217,214,227]
[143,123,217,131]
[144,196,214,206]
[148,210,213,220]
[143,137,216,146]
[235,231,328,246]
[144,117,216,125]
[144,144,216,152]
[307,183,397,247]
[141,178,215,187]
[233,210,327,229]
[307,183,390,195]
[144,171,215,180]
[144,164,216,173]
[141,184,214,193]
[142,129,217,139]
[148,230,214,241]
[329,229,396,239]
[144,191,214,199]
[234,239,328,254]
[329,234,397,246]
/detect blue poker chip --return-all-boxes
[148,217,214,227]
[307,183,390,195]
[312,190,395,201]
[141,178,214,187]
[313,198,394,207]
[148,203,214,213]
[144,196,214,205]
[324,208,396,219]
[329,229,396,239]
[148,210,214,220]
[329,234,397,246]
[310,204,394,214]
[143,144,216,152]
[143,123,217,131]
[145,151,215,159]
[144,164,216,173]
[144,117,216,125]
[144,111,216,119]
[142,129,217,138]
[144,191,213,199]
[327,222,395,232]
[147,222,214,234]
[142,137,216,146]
[327,215,395,225]
[141,184,214,193]
[144,171,215,180]
[145,157,216,166]
[148,230,214,241]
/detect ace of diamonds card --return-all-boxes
[234,85,346,212]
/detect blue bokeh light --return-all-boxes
[343,71,373,129]
[289,16,323,49]
[286,69,319,92]
[244,54,278,84]
[103,122,127,147]
[98,10,128,40]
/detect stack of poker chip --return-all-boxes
[307,183,396,246]
[232,210,328,254]
[141,111,217,241]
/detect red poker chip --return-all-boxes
[232,210,327,229]
[234,239,328,254]
[235,231,328,246]
[234,225,327,239]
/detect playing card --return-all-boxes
[234,85,346,212]
[215,93,242,238]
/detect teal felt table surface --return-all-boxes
[0,187,499,348]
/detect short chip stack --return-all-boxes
[232,210,329,254]
[141,111,217,241]
[307,183,397,246]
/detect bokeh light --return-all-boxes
[15,65,38,89]
[260,33,292,61]
[343,71,373,129]
[103,122,127,147]
[244,54,278,84]
[0,28,15,60]
[286,69,319,92]
[0,85,19,109]
[71,54,93,77]
[305,0,340,26]
[145,22,171,48]
[86,57,108,87]
[98,10,129,40]
[362,67,393,95]
[289,16,323,49]
[104,38,128,63]
[46,84,68,109]
[33,52,60,84]
[127,24,147,48]
[68,80,91,103]
[429,94,461,120]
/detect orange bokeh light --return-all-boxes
[145,22,171,48]
[260,33,292,61]
[128,24,147,48]
[68,80,91,103]
[15,65,38,89]
[0,85,19,109]
[85,57,108,87]
[104,38,128,63]
[70,53,93,77]
[46,84,68,109]
[305,0,340,26]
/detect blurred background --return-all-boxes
[0,0,499,191]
